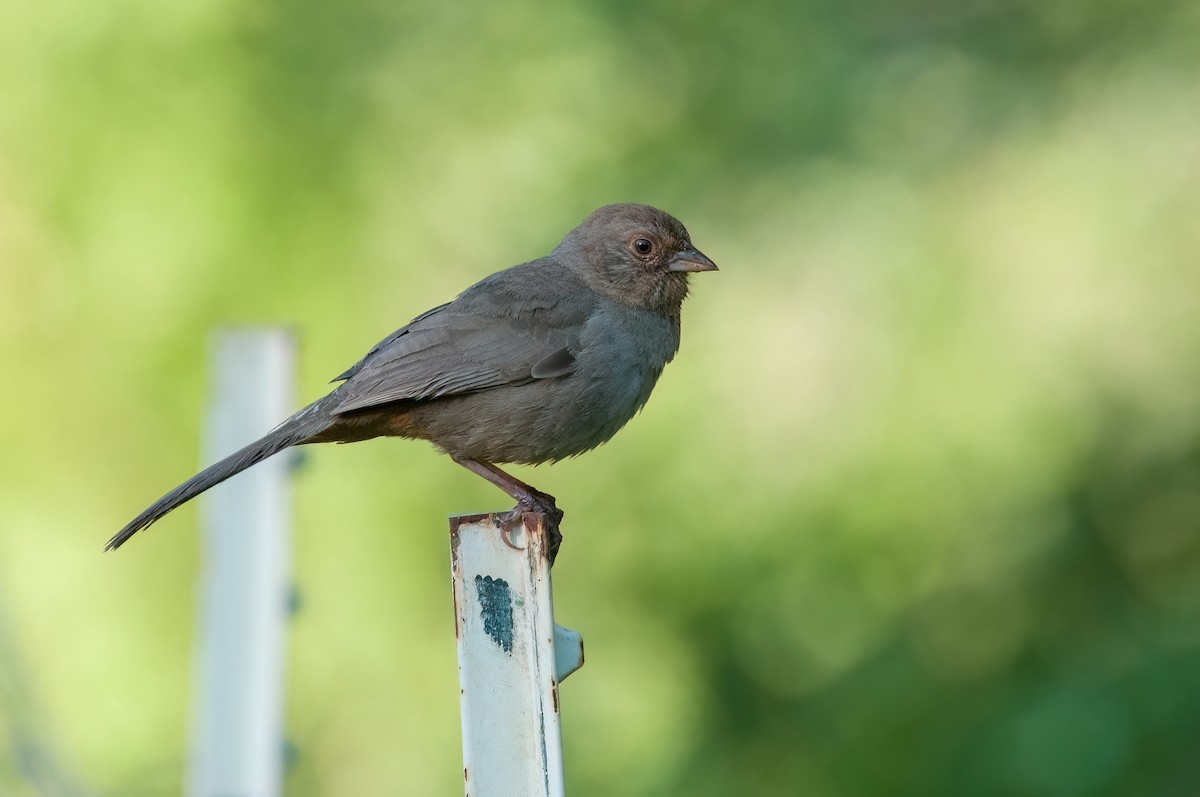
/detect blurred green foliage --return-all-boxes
[3,0,1200,794]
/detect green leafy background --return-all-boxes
[2,0,1199,794]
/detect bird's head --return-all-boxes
[556,203,717,314]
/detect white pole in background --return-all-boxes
[186,329,295,797]
[450,512,584,797]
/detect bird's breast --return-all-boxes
[400,304,681,464]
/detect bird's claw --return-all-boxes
[523,493,564,526]
[501,491,564,565]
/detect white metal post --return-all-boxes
[450,512,584,797]
[186,329,295,797]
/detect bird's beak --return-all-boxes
[668,248,718,273]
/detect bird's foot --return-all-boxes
[500,491,563,565]
[517,488,564,526]
[523,495,563,566]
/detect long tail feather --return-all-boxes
[106,401,331,551]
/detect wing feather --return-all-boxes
[330,262,590,415]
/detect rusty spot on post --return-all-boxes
[451,523,463,639]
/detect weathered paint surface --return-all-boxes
[450,512,584,797]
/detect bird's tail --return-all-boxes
[105,399,334,551]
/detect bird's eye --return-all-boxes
[634,238,653,255]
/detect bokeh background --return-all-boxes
[3,0,1200,794]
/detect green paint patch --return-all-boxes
[475,575,514,654]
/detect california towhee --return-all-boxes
[107,203,716,551]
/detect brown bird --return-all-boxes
[107,203,716,551]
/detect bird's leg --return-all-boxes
[452,456,564,563]
[452,456,565,524]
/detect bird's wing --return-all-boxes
[331,302,452,383]
[330,262,590,415]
